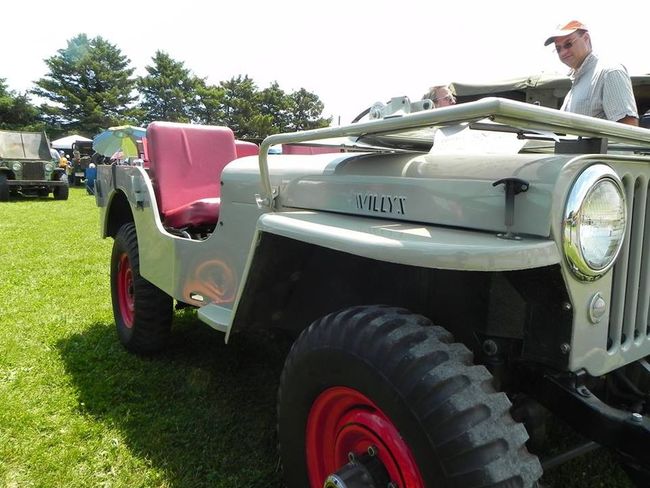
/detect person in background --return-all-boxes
[544,20,638,126]
[423,85,457,108]
[85,163,97,195]
[58,150,68,168]
[111,150,125,164]
[64,154,73,181]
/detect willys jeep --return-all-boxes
[0,129,68,201]
[95,97,650,487]
[69,140,94,186]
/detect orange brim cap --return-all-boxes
[544,20,588,46]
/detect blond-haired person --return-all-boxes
[423,85,456,108]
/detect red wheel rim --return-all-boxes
[306,386,425,488]
[117,253,135,328]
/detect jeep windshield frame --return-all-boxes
[257,97,650,208]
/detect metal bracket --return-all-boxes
[492,177,530,240]
[255,186,278,209]
[369,96,433,120]
[131,174,145,210]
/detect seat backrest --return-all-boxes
[139,137,150,168]
[235,140,259,157]
[282,144,341,155]
[147,122,237,215]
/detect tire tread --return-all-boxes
[278,305,542,488]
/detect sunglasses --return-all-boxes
[554,34,583,53]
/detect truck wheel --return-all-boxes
[0,174,9,201]
[111,222,172,353]
[277,305,542,488]
[53,183,69,200]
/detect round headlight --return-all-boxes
[12,162,22,172]
[45,162,53,172]
[563,164,626,280]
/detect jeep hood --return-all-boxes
[0,130,51,161]
[275,151,570,238]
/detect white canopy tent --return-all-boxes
[51,134,92,150]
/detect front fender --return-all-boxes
[223,210,561,341]
[255,211,560,272]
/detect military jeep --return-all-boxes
[95,98,650,487]
[69,140,94,186]
[0,129,68,200]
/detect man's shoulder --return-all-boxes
[592,53,629,74]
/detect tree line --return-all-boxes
[0,34,331,140]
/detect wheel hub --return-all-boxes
[307,387,424,488]
[323,449,391,488]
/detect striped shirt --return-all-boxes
[561,53,638,122]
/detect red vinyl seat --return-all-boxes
[146,122,237,230]
[235,140,259,157]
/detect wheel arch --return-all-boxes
[104,189,135,238]
[230,229,571,369]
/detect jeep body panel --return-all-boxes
[255,211,560,271]
[97,98,650,378]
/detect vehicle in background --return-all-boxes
[449,73,650,116]
[68,140,95,186]
[0,130,68,201]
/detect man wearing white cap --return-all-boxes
[545,20,638,126]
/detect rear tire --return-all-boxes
[0,174,9,201]
[110,222,173,353]
[278,305,542,488]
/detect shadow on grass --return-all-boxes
[3,185,89,203]
[56,312,292,487]
[2,194,57,203]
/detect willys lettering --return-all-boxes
[355,193,407,215]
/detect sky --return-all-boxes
[3,0,649,126]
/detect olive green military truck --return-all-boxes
[0,129,68,201]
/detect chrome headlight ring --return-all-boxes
[563,164,627,281]
[12,161,22,172]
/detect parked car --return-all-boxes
[0,130,68,200]
[95,98,650,487]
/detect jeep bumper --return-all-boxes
[7,180,67,186]
[533,373,650,467]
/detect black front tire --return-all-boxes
[0,174,9,201]
[110,222,173,353]
[53,183,69,200]
[278,305,542,488]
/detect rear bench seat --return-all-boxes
[147,121,239,231]
[235,140,259,157]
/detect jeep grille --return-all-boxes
[609,172,650,355]
[22,162,45,180]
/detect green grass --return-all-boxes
[0,187,636,487]
[0,187,286,487]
